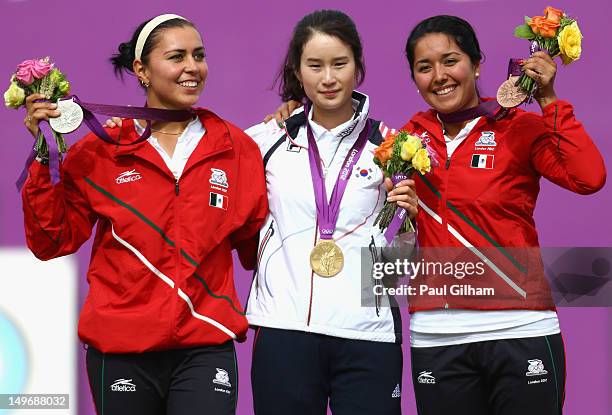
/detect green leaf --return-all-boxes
[514,24,535,40]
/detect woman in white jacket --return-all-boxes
[245,9,417,415]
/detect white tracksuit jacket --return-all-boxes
[245,92,414,343]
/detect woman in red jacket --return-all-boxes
[21,14,267,415]
[403,15,605,415]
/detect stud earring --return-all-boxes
[140,79,150,88]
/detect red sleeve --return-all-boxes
[21,147,98,260]
[230,133,269,270]
[530,100,606,194]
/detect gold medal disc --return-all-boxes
[310,240,344,277]
[496,76,528,108]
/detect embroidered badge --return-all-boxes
[470,154,494,169]
[209,192,228,210]
[475,131,497,147]
[209,168,229,188]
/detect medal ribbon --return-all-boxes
[383,172,411,244]
[16,95,194,191]
[305,103,372,240]
[437,57,526,125]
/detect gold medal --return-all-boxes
[310,240,344,278]
[496,76,528,108]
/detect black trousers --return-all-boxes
[251,327,403,415]
[86,342,237,415]
[411,334,566,415]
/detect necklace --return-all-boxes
[151,127,186,135]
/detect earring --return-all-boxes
[475,72,480,79]
[140,79,150,88]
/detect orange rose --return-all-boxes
[544,6,563,24]
[374,134,396,164]
[528,15,560,38]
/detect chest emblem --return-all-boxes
[115,169,142,184]
[470,154,495,170]
[209,168,229,188]
[475,131,497,147]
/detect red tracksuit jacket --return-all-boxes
[403,100,606,311]
[22,108,268,353]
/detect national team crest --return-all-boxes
[209,168,228,188]
[475,131,497,147]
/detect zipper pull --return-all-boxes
[445,156,451,169]
[175,179,180,196]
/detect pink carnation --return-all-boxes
[15,58,54,85]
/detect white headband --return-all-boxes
[134,14,187,61]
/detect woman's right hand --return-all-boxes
[24,93,60,137]
[104,117,123,128]
[263,100,302,124]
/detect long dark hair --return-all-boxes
[277,9,365,102]
[405,15,483,80]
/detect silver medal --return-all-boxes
[49,98,84,134]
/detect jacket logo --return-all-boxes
[526,359,548,377]
[391,384,401,398]
[417,370,436,384]
[110,378,136,392]
[475,131,497,147]
[213,368,232,387]
[210,192,228,210]
[209,168,229,188]
[115,169,142,184]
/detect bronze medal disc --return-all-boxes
[310,240,344,278]
[496,76,528,108]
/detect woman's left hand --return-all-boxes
[384,177,418,219]
[521,51,558,109]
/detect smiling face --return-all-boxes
[297,32,356,122]
[412,33,480,114]
[135,26,207,110]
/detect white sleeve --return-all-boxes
[244,119,284,156]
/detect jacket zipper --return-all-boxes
[254,221,275,297]
[173,176,181,341]
[369,236,381,316]
[306,218,318,326]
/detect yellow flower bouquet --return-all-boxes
[373,131,436,240]
[513,6,582,94]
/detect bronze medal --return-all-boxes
[310,240,344,278]
[496,76,528,108]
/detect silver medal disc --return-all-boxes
[49,98,84,134]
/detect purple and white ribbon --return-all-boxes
[305,103,371,241]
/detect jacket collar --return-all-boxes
[111,108,233,177]
[284,90,371,147]
[409,98,503,145]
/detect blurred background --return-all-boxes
[1,0,610,413]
